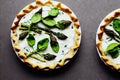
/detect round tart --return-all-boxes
[96,9,120,71]
[11,0,81,70]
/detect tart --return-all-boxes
[11,0,81,70]
[96,9,120,71]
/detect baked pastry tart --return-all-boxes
[96,9,120,71]
[11,0,81,70]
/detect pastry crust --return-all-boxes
[96,9,120,71]
[11,0,81,70]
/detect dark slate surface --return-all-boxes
[0,0,120,80]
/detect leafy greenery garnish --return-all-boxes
[31,13,42,24]
[49,34,59,53]
[48,7,59,17]
[106,43,120,59]
[42,17,56,27]
[113,19,120,35]
[37,38,49,51]
[27,34,35,48]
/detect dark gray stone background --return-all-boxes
[0,0,120,80]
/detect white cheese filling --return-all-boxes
[17,6,76,63]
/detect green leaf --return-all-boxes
[113,19,120,35]
[106,43,119,52]
[27,34,35,47]
[37,38,49,51]
[43,53,56,60]
[109,47,119,58]
[106,43,120,59]
[42,17,56,27]
[56,20,72,30]
[48,7,59,17]
[31,13,42,23]
[19,31,28,40]
[49,34,59,53]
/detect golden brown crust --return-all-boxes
[96,9,120,71]
[11,0,81,70]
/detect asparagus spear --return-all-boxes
[104,28,120,42]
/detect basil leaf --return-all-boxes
[49,34,59,53]
[53,32,68,40]
[37,38,49,51]
[31,13,42,23]
[106,43,120,59]
[42,17,56,27]
[48,7,59,17]
[43,53,56,60]
[113,19,120,35]
[27,34,35,47]
[56,20,72,30]
[19,31,28,40]
[109,47,119,59]
[106,43,119,52]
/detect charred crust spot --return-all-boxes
[16,13,25,19]
[29,5,34,9]
[61,7,72,14]
[98,32,103,41]
[11,26,16,30]
[23,9,30,13]
[100,25,105,31]
[36,0,44,6]
[15,48,20,52]
[74,22,80,29]
[18,54,25,59]
[70,15,78,22]
[24,61,33,68]
[56,2,62,8]
[104,17,114,23]
[114,12,120,17]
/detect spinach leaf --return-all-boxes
[19,31,28,40]
[56,20,72,30]
[109,47,119,58]
[113,19,120,35]
[106,43,119,52]
[31,13,42,24]
[42,17,56,27]
[106,43,120,59]
[49,34,59,53]
[43,53,56,60]
[48,7,59,17]
[37,38,49,51]
[27,34,35,47]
